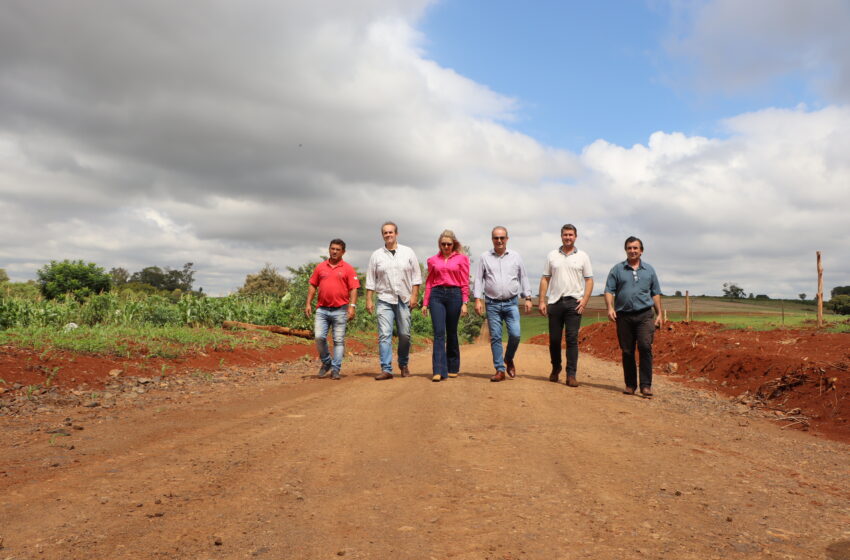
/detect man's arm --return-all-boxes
[365,289,375,315]
[604,292,617,322]
[653,294,663,328]
[538,277,550,316]
[410,284,420,310]
[517,256,533,313]
[305,285,316,318]
[577,277,593,314]
[347,288,358,320]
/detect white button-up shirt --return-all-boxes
[365,243,422,304]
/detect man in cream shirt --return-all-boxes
[366,221,422,380]
[538,224,593,387]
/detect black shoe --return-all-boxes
[549,367,561,383]
[317,364,331,378]
[331,371,341,380]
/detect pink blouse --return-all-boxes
[423,252,470,307]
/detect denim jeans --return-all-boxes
[485,296,521,372]
[314,306,348,372]
[429,286,462,378]
[376,299,411,374]
[616,308,655,389]
[547,297,583,377]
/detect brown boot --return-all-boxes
[400,366,411,378]
[490,371,506,382]
[549,367,560,383]
[566,376,579,387]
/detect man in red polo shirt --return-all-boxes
[305,239,360,380]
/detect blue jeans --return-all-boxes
[376,299,411,374]
[429,286,462,377]
[314,306,348,372]
[485,296,521,372]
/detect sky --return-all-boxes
[1,0,848,299]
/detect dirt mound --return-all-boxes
[531,321,850,442]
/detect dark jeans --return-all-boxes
[547,297,582,377]
[429,286,462,378]
[616,308,655,389]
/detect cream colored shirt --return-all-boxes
[542,247,593,304]
[365,244,422,305]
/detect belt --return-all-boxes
[618,307,652,315]
[485,295,517,303]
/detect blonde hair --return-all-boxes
[438,229,463,254]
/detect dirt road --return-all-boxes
[2,341,850,559]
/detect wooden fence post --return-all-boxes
[685,291,691,323]
[817,251,824,328]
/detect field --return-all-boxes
[519,295,845,341]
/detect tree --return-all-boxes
[130,266,166,289]
[36,260,111,300]
[130,262,195,292]
[239,264,290,297]
[722,283,745,299]
[832,286,850,299]
[0,268,9,284]
[831,295,850,315]
[674,290,682,297]
[110,267,130,286]
[798,293,807,301]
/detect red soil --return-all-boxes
[0,336,369,391]
[531,321,850,442]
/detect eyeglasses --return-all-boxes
[440,242,453,247]
[632,270,639,282]
[492,236,506,241]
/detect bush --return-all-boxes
[831,295,850,315]
[36,260,111,301]
[239,264,290,297]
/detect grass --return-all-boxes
[0,325,303,358]
[516,296,847,339]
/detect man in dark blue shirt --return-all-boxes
[604,236,663,397]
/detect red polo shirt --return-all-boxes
[309,259,360,307]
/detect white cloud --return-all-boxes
[576,105,850,298]
[667,0,850,101]
[0,0,847,302]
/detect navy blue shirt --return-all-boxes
[604,260,661,313]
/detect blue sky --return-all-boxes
[1,0,848,298]
[420,0,818,150]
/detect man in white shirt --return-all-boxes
[538,224,594,387]
[366,221,422,380]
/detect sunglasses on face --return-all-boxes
[492,236,506,241]
[440,242,453,247]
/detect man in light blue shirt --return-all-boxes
[604,236,663,397]
[473,226,533,382]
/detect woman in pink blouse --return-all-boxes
[422,229,470,382]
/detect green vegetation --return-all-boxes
[238,264,290,297]
[831,295,850,316]
[519,311,608,342]
[37,260,111,301]
[0,324,293,358]
[0,256,486,360]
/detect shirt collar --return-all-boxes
[622,260,644,270]
[559,246,577,257]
